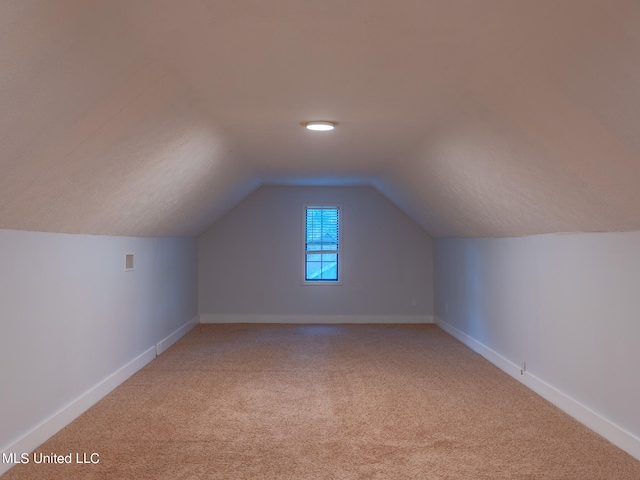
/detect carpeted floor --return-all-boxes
[4,324,640,479]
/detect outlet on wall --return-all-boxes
[356,283,361,291]
[520,361,526,376]
[125,252,134,271]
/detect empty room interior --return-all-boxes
[2,0,640,478]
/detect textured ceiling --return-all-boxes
[1,0,639,237]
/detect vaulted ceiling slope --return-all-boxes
[1,1,639,237]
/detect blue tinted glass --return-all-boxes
[305,207,339,281]
[321,254,337,262]
[305,255,338,281]
[321,263,338,280]
[306,261,322,280]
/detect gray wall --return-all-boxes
[199,186,434,317]
[0,229,198,453]
[434,232,640,443]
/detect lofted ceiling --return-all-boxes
[1,0,639,237]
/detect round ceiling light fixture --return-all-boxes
[301,120,337,131]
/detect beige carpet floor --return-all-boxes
[4,324,640,479]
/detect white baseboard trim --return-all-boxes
[0,346,156,476]
[199,314,433,324]
[156,316,199,355]
[435,317,640,462]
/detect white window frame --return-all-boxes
[302,204,342,286]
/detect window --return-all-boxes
[303,205,341,284]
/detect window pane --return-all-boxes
[321,254,337,263]
[305,206,340,282]
[306,208,339,249]
[306,261,322,280]
[321,263,338,280]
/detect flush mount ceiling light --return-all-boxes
[301,121,337,131]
